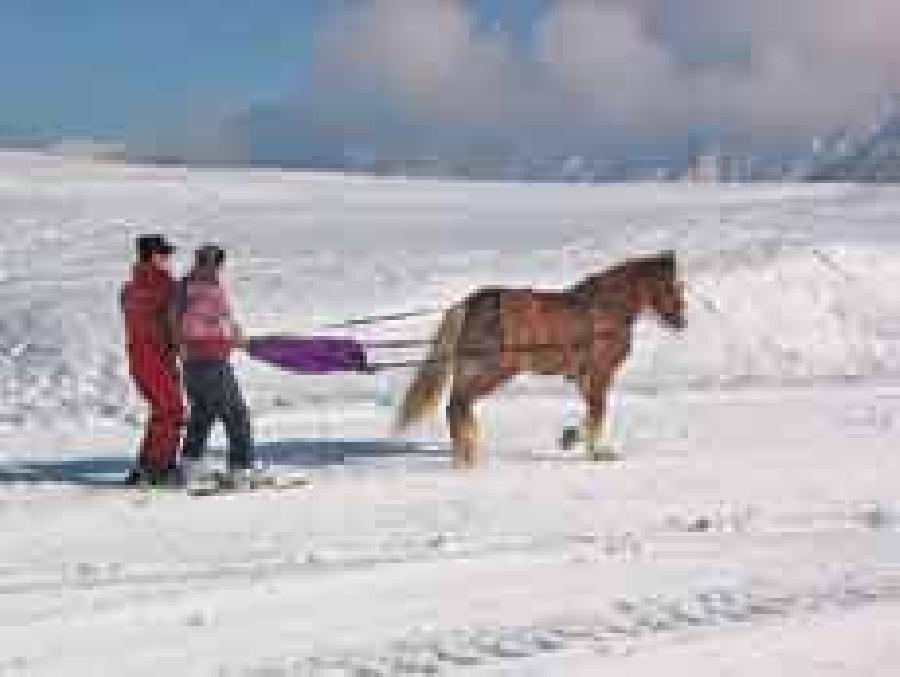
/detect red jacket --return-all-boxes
[121,262,177,367]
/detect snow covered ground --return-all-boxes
[0,151,898,675]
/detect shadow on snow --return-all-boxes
[0,438,447,488]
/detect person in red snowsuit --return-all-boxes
[121,235,184,484]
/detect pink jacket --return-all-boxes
[176,271,238,362]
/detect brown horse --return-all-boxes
[396,251,686,468]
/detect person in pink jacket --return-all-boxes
[175,244,254,487]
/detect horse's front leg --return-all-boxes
[578,373,618,462]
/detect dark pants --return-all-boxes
[182,361,253,469]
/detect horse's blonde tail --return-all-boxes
[396,303,467,431]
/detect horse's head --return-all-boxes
[645,250,686,331]
[574,250,686,330]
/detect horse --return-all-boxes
[396,251,686,468]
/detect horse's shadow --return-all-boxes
[0,439,447,489]
[255,438,447,469]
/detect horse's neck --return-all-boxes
[580,272,645,319]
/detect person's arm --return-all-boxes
[166,279,187,365]
[223,283,247,349]
[167,306,182,354]
[229,305,247,349]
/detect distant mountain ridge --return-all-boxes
[806,110,900,182]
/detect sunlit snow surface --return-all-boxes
[0,152,898,675]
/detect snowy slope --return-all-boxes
[0,152,898,675]
[0,152,898,433]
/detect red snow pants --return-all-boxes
[130,348,184,471]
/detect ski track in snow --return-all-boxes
[0,504,891,602]
[1,152,899,675]
[243,573,900,676]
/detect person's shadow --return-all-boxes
[0,439,447,489]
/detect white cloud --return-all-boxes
[306,0,900,149]
[313,0,527,128]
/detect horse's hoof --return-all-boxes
[453,456,478,470]
[560,426,581,450]
[588,447,618,462]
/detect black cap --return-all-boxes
[137,234,176,259]
[195,243,226,267]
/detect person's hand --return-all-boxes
[164,350,182,379]
[233,323,247,349]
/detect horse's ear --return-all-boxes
[659,250,676,270]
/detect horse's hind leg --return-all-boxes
[447,393,478,469]
[447,369,511,469]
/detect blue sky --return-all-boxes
[1,1,895,164]
[0,1,326,142]
[0,0,546,145]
